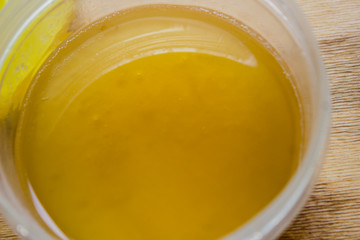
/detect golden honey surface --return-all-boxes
[15,5,302,240]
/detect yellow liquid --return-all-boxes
[15,5,302,240]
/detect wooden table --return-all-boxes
[280,0,360,239]
[1,0,359,239]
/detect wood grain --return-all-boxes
[0,219,17,240]
[280,0,360,239]
[1,0,359,239]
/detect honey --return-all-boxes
[15,5,302,240]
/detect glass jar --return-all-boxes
[0,0,331,239]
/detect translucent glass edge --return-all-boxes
[222,0,332,239]
[0,0,64,239]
